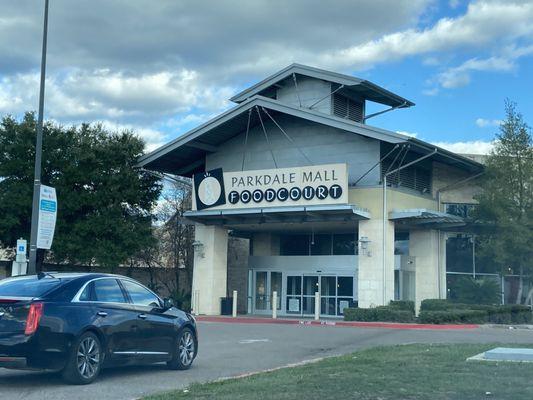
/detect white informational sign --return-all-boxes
[339,300,350,314]
[16,239,27,255]
[36,185,57,249]
[193,163,348,211]
[288,298,300,312]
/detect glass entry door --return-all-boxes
[254,271,282,314]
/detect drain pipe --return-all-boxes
[382,150,437,305]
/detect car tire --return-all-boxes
[167,327,196,370]
[62,331,103,385]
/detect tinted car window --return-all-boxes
[93,279,126,303]
[0,277,61,297]
[121,280,160,308]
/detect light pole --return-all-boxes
[28,0,50,274]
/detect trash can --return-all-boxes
[220,297,233,315]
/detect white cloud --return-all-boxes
[431,140,495,154]
[475,118,502,128]
[396,130,418,138]
[318,1,533,71]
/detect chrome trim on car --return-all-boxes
[113,351,169,355]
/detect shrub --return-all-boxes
[344,306,414,323]
[451,276,500,304]
[389,300,415,313]
[418,310,488,324]
[420,299,453,311]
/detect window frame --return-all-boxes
[118,278,163,309]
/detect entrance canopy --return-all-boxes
[184,204,370,227]
[389,208,465,230]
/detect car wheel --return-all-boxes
[167,327,196,370]
[62,331,103,384]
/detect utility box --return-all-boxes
[220,297,233,315]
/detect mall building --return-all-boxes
[138,64,484,316]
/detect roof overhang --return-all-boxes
[137,95,408,176]
[184,204,370,226]
[230,63,414,108]
[390,209,465,230]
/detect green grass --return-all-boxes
[146,344,533,400]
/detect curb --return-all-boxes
[196,316,479,330]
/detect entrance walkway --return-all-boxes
[196,315,479,330]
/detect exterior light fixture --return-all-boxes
[192,240,205,258]
[359,236,371,257]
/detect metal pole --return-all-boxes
[272,291,277,319]
[232,290,237,318]
[314,291,320,321]
[28,0,49,275]
[382,175,387,305]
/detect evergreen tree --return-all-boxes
[474,101,533,304]
[0,112,162,270]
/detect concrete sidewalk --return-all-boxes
[196,315,479,330]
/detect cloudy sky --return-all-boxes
[1,0,532,154]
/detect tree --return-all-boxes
[0,112,162,270]
[474,101,533,304]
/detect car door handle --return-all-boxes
[138,313,147,319]
[97,311,108,317]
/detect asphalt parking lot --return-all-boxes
[1,322,533,400]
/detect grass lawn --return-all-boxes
[146,344,533,400]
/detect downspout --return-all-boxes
[381,149,437,305]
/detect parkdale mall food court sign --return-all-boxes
[192,163,348,211]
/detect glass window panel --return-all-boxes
[93,279,126,303]
[255,272,267,310]
[310,234,332,255]
[270,272,282,310]
[394,231,410,255]
[321,276,336,296]
[337,277,353,297]
[332,233,357,255]
[121,280,161,308]
[280,235,309,255]
[302,297,315,315]
[446,235,473,273]
[321,297,336,316]
[303,276,319,296]
[286,276,302,295]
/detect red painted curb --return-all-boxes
[196,316,479,330]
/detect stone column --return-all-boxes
[410,229,441,313]
[191,224,228,315]
[357,219,395,308]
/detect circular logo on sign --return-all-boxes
[198,176,222,206]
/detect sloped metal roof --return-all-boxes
[389,209,466,229]
[230,63,415,108]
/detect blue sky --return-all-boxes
[1,0,532,155]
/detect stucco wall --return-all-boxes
[205,114,381,186]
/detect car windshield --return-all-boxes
[0,276,62,297]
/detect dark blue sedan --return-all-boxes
[0,272,197,384]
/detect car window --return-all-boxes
[121,280,161,308]
[0,276,62,297]
[93,279,126,303]
[78,282,93,301]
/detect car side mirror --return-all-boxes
[163,298,174,310]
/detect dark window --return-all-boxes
[446,235,473,273]
[395,231,410,255]
[78,282,94,301]
[445,203,476,219]
[0,277,61,297]
[93,279,126,303]
[337,277,354,297]
[280,235,309,255]
[121,280,161,308]
[332,233,357,255]
[310,234,332,255]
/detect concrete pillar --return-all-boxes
[357,219,395,308]
[410,229,441,313]
[191,224,228,315]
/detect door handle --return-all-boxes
[97,311,108,317]
[138,313,147,319]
